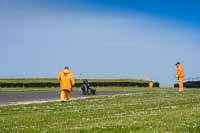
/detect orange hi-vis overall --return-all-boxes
[149,81,154,88]
[57,69,75,102]
[176,64,184,92]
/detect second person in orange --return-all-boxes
[176,62,185,92]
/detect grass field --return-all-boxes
[0,78,149,83]
[0,87,59,92]
[0,88,200,133]
[0,87,150,92]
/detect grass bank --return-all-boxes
[0,88,200,132]
[0,87,153,92]
[0,78,149,84]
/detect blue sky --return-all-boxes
[0,0,200,84]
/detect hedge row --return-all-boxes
[0,82,159,88]
[174,81,200,88]
[0,78,150,83]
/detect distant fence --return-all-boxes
[185,77,200,82]
[0,82,159,88]
[174,77,200,88]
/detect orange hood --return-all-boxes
[63,69,70,74]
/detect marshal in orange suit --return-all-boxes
[57,66,75,102]
[175,62,185,92]
[149,81,154,88]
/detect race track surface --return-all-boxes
[0,91,131,106]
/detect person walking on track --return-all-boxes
[57,66,75,102]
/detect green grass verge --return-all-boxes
[0,88,200,132]
[0,87,152,92]
[0,87,59,92]
[0,78,149,83]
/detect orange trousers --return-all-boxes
[178,79,184,92]
[60,90,71,102]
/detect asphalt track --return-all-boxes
[0,91,132,106]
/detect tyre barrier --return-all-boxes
[174,81,200,88]
[0,82,159,88]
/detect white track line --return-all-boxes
[0,97,88,107]
[0,94,113,107]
